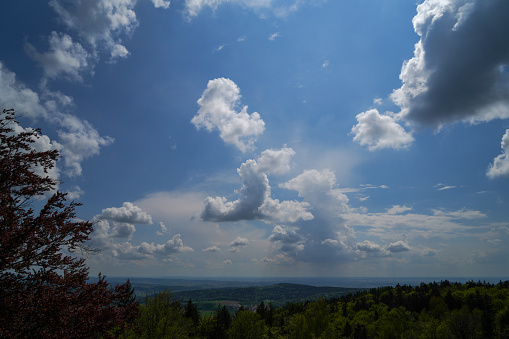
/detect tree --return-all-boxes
[228,310,266,339]
[0,109,139,338]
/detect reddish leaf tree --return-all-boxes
[0,109,140,338]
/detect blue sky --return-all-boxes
[2,0,509,278]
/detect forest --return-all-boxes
[119,280,509,338]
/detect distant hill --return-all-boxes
[172,283,366,310]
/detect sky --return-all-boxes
[1,0,509,278]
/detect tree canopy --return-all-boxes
[0,109,139,338]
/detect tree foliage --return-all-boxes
[128,279,509,338]
[0,109,139,338]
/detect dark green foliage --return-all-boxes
[125,280,509,338]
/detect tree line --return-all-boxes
[118,280,509,338]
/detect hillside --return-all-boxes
[172,283,365,310]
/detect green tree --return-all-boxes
[228,310,266,339]
[125,290,193,338]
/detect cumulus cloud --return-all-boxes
[229,236,250,247]
[351,109,414,150]
[139,234,194,255]
[151,0,171,9]
[392,0,509,127]
[98,202,153,224]
[201,150,312,223]
[256,148,296,174]
[280,169,350,213]
[49,0,138,60]
[276,169,357,263]
[66,185,84,200]
[111,234,193,260]
[57,118,113,176]
[487,129,509,178]
[202,246,221,252]
[321,238,339,246]
[269,226,304,253]
[353,0,509,150]
[156,222,171,236]
[223,259,232,265]
[228,237,249,252]
[191,78,265,152]
[356,240,383,253]
[25,32,90,81]
[387,205,413,215]
[387,240,410,253]
[0,62,113,178]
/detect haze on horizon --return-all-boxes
[1,0,509,278]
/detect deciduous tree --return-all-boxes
[0,109,139,338]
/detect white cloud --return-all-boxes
[269,226,304,253]
[98,202,153,224]
[487,129,509,178]
[351,109,414,150]
[25,32,90,81]
[256,147,295,174]
[0,62,113,178]
[49,0,138,60]
[279,169,349,213]
[111,234,193,260]
[432,208,486,220]
[202,246,221,252]
[277,169,357,263]
[321,238,339,246]
[57,118,114,176]
[201,151,312,223]
[387,240,410,253]
[8,123,61,186]
[223,259,232,265]
[356,240,383,253]
[435,184,456,191]
[151,0,171,9]
[156,222,171,236]
[268,32,280,41]
[191,78,265,152]
[322,60,329,68]
[66,185,84,200]
[391,0,509,127]
[229,236,250,247]
[387,205,413,215]
[139,234,194,255]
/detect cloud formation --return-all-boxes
[387,205,413,215]
[276,169,356,263]
[387,240,410,253]
[352,0,509,152]
[201,149,312,223]
[192,78,265,152]
[0,62,113,178]
[49,0,138,61]
[351,109,414,150]
[25,32,90,82]
[98,202,153,224]
[269,226,304,253]
[391,0,509,127]
[487,129,509,178]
